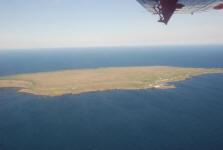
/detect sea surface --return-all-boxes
[0,46,223,150]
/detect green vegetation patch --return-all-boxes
[0,66,222,96]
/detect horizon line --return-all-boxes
[0,44,223,51]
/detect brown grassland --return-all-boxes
[0,66,222,96]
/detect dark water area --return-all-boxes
[0,46,223,150]
[0,45,223,76]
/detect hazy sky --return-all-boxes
[0,0,223,49]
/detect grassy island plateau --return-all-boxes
[0,66,222,96]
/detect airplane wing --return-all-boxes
[137,0,223,24]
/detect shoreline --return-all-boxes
[0,66,222,97]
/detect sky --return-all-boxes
[0,0,223,49]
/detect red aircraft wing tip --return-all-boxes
[214,3,223,10]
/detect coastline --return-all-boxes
[0,66,223,97]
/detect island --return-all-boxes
[0,66,222,96]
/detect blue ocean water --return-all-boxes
[0,46,223,150]
[1,45,223,76]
